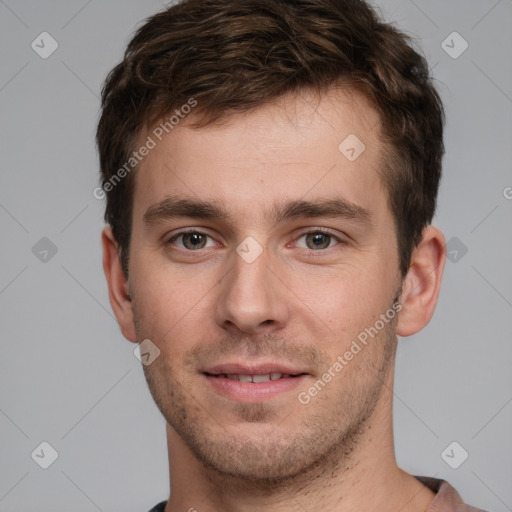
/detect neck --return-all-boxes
[163,371,435,512]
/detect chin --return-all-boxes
[175,419,346,486]
[195,438,324,483]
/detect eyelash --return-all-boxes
[166,228,344,252]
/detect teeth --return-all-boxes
[223,373,285,382]
[252,374,271,383]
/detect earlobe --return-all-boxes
[396,226,446,337]
[101,227,137,343]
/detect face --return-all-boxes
[125,87,404,481]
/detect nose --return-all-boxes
[214,247,289,335]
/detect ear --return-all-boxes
[101,226,137,343]
[396,225,446,337]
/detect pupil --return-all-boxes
[307,232,330,249]
[185,233,205,249]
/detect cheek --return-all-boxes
[295,263,394,341]
[304,262,384,309]
[131,271,189,336]
[130,258,221,349]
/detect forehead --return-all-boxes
[132,86,388,224]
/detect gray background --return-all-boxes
[1,0,511,511]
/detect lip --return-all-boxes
[201,362,310,403]
[203,373,309,402]
[202,362,307,376]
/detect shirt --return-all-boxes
[147,476,490,512]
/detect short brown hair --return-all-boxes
[96,0,445,277]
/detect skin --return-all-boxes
[103,86,446,512]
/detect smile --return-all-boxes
[203,371,309,402]
[206,372,303,382]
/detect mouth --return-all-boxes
[202,364,310,402]
[204,371,305,382]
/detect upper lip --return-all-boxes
[202,362,308,376]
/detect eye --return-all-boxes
[295,230,341,250]
[167,231,216,250]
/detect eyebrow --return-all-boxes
[143,195,372,228]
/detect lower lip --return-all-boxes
[203,374,308,402]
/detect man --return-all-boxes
[97,1,488,511]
